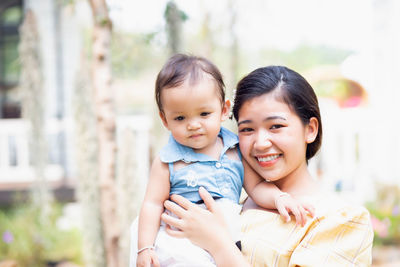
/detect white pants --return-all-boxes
[130,199,241,267]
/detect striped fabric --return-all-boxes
[240,194,373,267]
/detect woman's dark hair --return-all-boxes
[233,66,322,161]
[155,54,225,113]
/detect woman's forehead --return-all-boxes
[239,94,290,116]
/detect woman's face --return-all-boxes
[237,92,317,185]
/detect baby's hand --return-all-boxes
[274,192,315,227]
[136,247,159,267]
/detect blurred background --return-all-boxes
[0,0,399,266]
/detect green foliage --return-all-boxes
[111,31,166,79]
[1,6,22,25]
[164,1,188,22]
[0,6,22,85]
[313,79,349,100]
[366,184,400,246]
[0,203,82,266]
[260,44,352,72]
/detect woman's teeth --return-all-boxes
[257,154,280,162]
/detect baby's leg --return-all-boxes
[156,224,216,267]
[155,200,242,266]
[214,198,243,242]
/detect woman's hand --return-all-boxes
[161,187,230,251]
[162,187,250,267]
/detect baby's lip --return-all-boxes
[189,133,203,138]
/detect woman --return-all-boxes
[161,66,373,266]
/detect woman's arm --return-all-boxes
[137,156,170,267]
[161,187,250,267]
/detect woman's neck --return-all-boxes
[274,164,319,197]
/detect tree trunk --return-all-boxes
[88,1,119,267]
[18,10,52,217]
[227,0,239,101]
[165,1,184,55]
[74,53,106,267]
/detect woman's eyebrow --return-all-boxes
[265,115,287,121]
[237,119,252,126]
[238,115,287,126]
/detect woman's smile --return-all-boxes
[256,153,282,167]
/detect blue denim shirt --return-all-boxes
[159,127,244,204]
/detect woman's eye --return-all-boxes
[174,116,185,121]
[239,127,253,133]
[200,112,210,117]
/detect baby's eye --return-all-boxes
[174,116,185,121]
[200,112,211,117]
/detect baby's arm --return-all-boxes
[242,159,314,226]
[137,156,170,267]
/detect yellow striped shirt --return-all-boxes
[241,194,373,266]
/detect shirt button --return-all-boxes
[215,162,221,168]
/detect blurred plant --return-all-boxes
[366,184,400,246]
[313,78,366,108]
[111,31,165,79]
[0,203,82,267]
[260,44,352,73]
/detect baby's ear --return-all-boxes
[221,99,231,121]
[159,111,169,129]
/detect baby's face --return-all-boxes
[159,76,229,155]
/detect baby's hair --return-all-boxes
[155,54,225,113]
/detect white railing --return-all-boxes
[0,115,151,185]
[3,108,397,205]
[0,119,64,183]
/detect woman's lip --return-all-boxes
[255,154,281,167]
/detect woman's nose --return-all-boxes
[253,130,272,150]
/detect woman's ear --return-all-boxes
[221,99,232,122]
[159,111,169,129]
[306,117,318,144]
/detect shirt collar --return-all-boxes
[159,127,238,163]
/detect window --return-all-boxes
[0,0,23,118]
